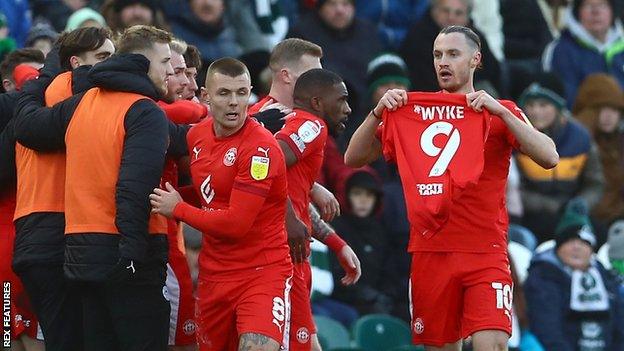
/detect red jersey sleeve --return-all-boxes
[379,113,396,162]
[500,100,532,150]
[275,117,326,161]
[231,135,281,198]
[158,100,208,124]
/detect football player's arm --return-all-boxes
[467,92,559,169]
[159,100,208,124]
[13,85,82,151]
[116,101,169,262]
[309,204,360,285]
[345,89,407,167]
[172,187,268,240]
[277,139,298,166]
[167,121,190,158]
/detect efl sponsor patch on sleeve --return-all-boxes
[250,155,270,180]
[298,120,322,143]
[289,133,306,153]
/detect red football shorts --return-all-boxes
[0,222,39,340]
[409,252,513,347]
[195,264,292,351]
[166,248,196,346]
[289,261,315,350]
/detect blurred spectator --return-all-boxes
[574,74,624,235]
[524,203,624,350]
[227,0,288,52]
[166,0,241,67]
[355,0,429,51]
[329,169,398,317]
[65,7,107,31]
[608,220,624,283]
[399,0,501,95]
[543,0,624,108]
[24,22,59,57]
[100,0,169,33]
[0,1,32,47]
[0,48,44,93]
[470,0,504,62]
[0,13,17,62]
[30,0,90,32]
[517,74,604,243]
[287,0,382,144]
[500,0,556,98]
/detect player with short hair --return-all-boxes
[345,25,559,350]
[150,57,293,351]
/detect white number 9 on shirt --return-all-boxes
[420,121,461,177]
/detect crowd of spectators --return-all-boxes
[2,0,624,349]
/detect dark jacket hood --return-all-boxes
[88,53,160,100]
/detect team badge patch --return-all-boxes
[223,147,237,166]
[297,120,323,143]
[296,327,310,344]
[250,156,270,180]
[413,318,424,335]
[183,319,197,335]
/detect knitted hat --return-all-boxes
[555,200,597,249]
[346,171,381,195]
[608,219,624,260]
[25,22,59,47]
[113,0,158,12]
[573,73,624,114]
[518,73,567,111]
[367,53,411,97]
[65,8,107,31]
[12,64,39,91]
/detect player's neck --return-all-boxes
[268,84,294,108]
[445,82,475,95]
[213,120,245,138]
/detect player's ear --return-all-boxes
[70,55,81,69]
[471,51,482,70]
[200,87,209,104]
[281,68,291,84]
[310,96,323,113]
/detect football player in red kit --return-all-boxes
[345,26,559,350]
[150,58,293,351]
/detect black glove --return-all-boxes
[254,108,287,134]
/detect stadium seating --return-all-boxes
[351,314,412,351]
[314,315,351,350]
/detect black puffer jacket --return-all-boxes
[13,54,171,282]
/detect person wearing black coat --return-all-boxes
[11,25,182,351]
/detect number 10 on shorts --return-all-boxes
[491,282,513,322]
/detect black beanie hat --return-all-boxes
[367,53,411,97]
[346,171,380,195]
[518,72,567,111]
[555,200,597,249]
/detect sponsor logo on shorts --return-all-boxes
[492,282,513,323]
[271,297,286,333]
[183,319,196,336]
[296,327,310,344]
[413,318,424,335]
[162,286,170,301]
[223,147,237,166]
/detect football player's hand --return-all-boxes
[259,98,292,115]
[337,245,361,285]
[149,182,182,218]
[286,216,310,264]
[466,90,507,116]
[374,89,408,117]
[310,183,340,222]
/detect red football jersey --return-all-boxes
[247,95,274,116]
[184,117,291,280]
[275,109,328,229]
[379,91,526,253]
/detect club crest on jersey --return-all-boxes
[298,120,323,143]
[223,147,237,166]
[250,153,270,181]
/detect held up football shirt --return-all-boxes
[380,91,529,253]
